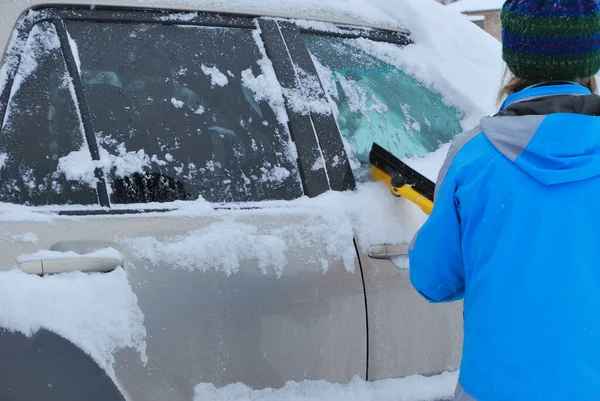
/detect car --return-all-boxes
[0,1,501,400]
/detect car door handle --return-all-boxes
[367,244,409,260]
[17,247,124,275]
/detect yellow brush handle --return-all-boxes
[371,167,433,215]
[392,185,433,215]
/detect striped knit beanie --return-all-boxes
[501,0,600,80]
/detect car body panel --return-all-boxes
[0,212,367,398]
[357,252,463,380]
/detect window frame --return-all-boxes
[0,6,412,215]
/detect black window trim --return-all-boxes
[0,5,412,216]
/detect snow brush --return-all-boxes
[369,143,435,215]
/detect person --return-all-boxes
[408,1,600,400]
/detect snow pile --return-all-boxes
[57,142,169,188]
[120,181,426,277]
[202,64,229,87]
[0,268,147,378]
[122,221,290,276]
[194,371,458,401]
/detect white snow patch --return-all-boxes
[201,65,229,87]
[447,0,504,13]
[121,221,289,277]
[0,153,7,171]
[67,31,82,73]
[158,12,199,21]
[0,232,39,244]
[194,370,458,401]
[260,166,291,183]
[311,158,325,171]
[171,97,185,108]
[402,142,450,183]
[0,268,147,378]
[284,67,331,116]
[56,146,98,186]
[241,26,289,125]
[57,143,167,188]
[17,247,123,263]
[292,19,370,35]
[2,23,61,130]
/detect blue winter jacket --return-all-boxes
[409,83,600,401]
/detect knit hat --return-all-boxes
[501,0,600,80]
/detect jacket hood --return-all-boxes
[480,83,600,186]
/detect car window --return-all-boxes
[0,22,98,206]
[65,22,303,204]
[303,35,463,180]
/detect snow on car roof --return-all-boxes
[447,0,505,13]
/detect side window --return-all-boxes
[65,22,303,204]
[304,35,463,179]
[0,22,97,206]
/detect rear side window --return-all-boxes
[0,22,97,206]
[304,35,463,179]
[65,22,302,204]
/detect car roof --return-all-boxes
[0,0,409,58]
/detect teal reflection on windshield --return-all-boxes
[304,35,463,167]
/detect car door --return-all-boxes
[298,25,465,379]
[0,9,366,401]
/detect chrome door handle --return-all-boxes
[17,248,123,275]
[367,244,409,260]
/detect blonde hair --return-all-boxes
[497,66,598,106]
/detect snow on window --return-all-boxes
[7,23,60,103]
[283,66,331,116]
[336,72,388,121]
[194,370,458,401]
[2,23,60,131]
[0,152,7,172]
[66,31,82,74]
[0,267,147,379]
[56,142,168,189]
[260,165,291,183]
[241,27,289,126]
[311,55,340,114]
[170,97,184,108]
[201,65,229,87]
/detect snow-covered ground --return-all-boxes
[194,371,459,401]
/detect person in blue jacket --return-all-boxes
[409,1,600,400]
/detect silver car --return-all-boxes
[0,1,465,400]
